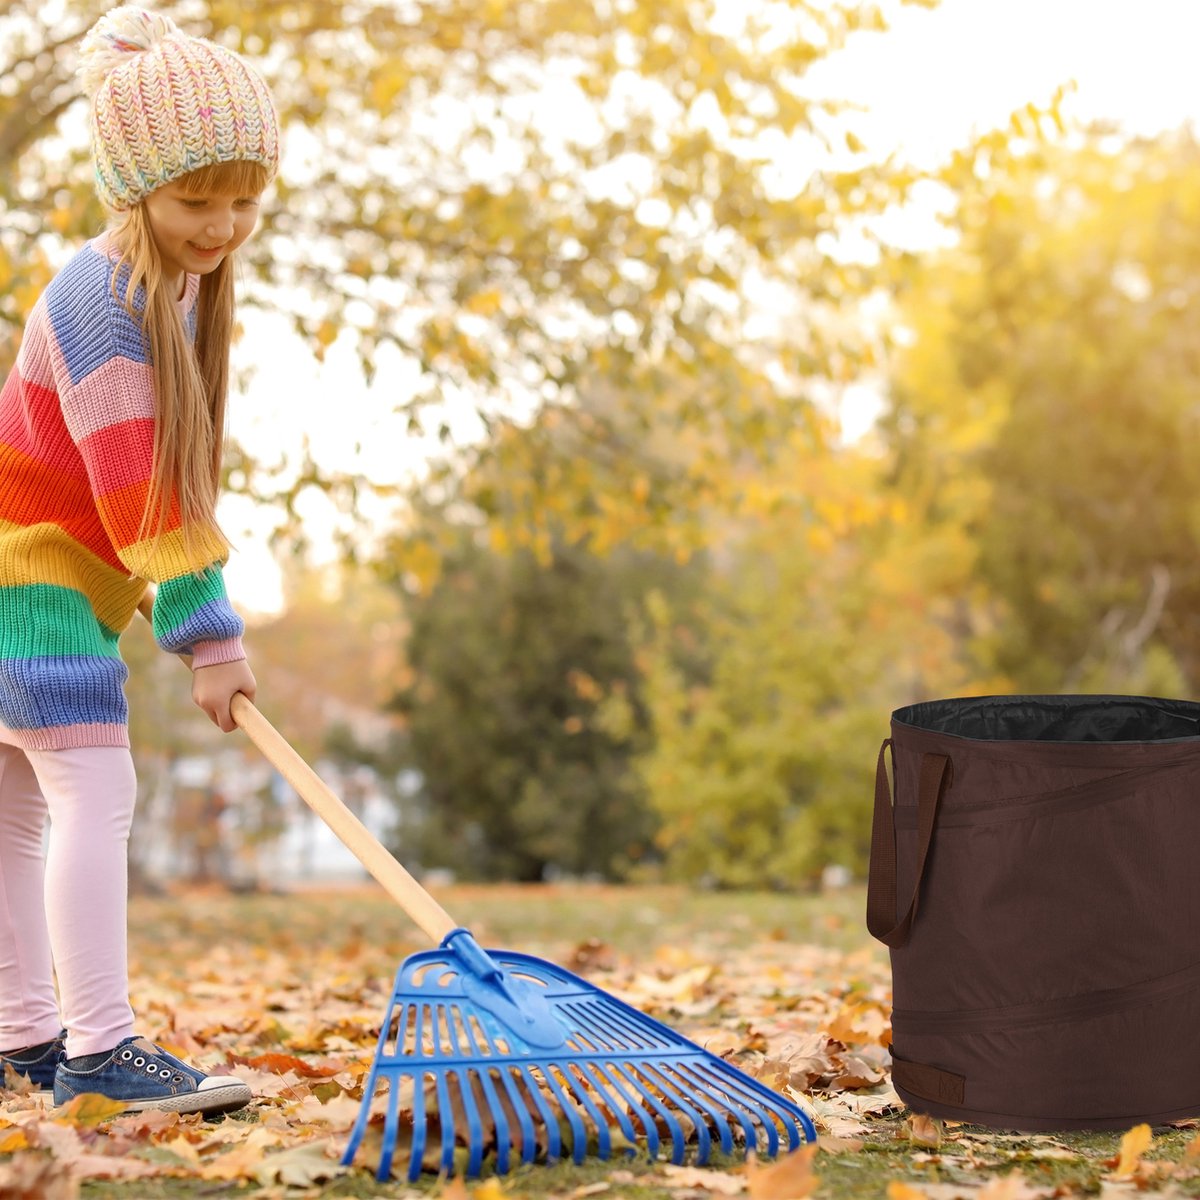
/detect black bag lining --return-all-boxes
[894,694,1200,743]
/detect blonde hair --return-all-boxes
[107,159,268,562]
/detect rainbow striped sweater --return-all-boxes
[0,233,245,750]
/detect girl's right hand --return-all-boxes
[192,659,257,732]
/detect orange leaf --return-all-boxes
[1112,1123,1152,1177]
[745,1144,819,1200]
[907,1114,941,1148]
[234,1051,338,1078]
[886,1184,930,1200]
[0,1128,29,1152]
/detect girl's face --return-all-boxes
[143,177,263,290]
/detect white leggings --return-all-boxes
[0,742,137,1059]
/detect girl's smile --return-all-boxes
[143,180,262,294]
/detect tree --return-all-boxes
[389,531,704,880]
[632,412,986,888]
[2,0,936,552]
[882,123,1200,694]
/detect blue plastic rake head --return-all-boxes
[342,927,817,1181]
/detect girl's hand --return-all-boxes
[191,659,257,732]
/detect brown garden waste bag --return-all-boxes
[867,694,1200,1131]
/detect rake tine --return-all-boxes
[434,1070,457,1176]
[342,1050,378,1167]
[343,984,397,1169]
[460,1013,513,1177]
[614,1063,689,1163]
[379,1069,403,1181]
[496,1063,539,1166]
[665,1063,735,1156]
[641,1062,713,1163]
[674,1062,756,1143]
[688,1062,774,1153]
[590,1062,664,1158]
[684,1059,798,1155]
[579,1060,644,1152]
[522,1063,565,1163]
[560,1064,615,1161]
[538,1064,589,1164]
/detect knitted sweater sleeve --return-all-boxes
[52,276,246,668]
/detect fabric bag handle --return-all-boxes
[867,738,953,948]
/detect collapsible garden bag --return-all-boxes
[867,694,1200,1131]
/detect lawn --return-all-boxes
[1,883,1197,1198]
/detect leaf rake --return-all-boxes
[138,594,817,1179]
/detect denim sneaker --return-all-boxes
[1,1031,66,1091]
[53,1036,251,1115]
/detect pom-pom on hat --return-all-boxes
[78,5,279,210]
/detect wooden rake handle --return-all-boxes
[136,590,458,945]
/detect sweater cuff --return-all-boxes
[189,637,247,669]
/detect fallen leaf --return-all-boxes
[68,1154,169,1181]
[1111,1123,1152,1178]
[816,1135,864,1153]
[251,1140,347,1188]
[471,1181,509,1200]
[569,1184,612,1198]
[908,1114,942,1148]
[0,1127,29,1151]
[2,1062,36,1097]
[53,1094,127,1127]
[0,1152,76,1199]
[658,1163,746,1194]
[745,1144,819,1200]
[887,1184,931,1200]
[977,1173,1046,1199]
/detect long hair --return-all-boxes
[107,159,268,564]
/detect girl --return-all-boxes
[0,5,280,1114]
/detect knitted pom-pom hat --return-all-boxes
[78,5,280,211]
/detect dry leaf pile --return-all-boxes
[2,887,1198,1198]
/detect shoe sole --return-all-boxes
[76,1082,252,1117]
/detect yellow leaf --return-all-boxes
[0,1128,29,1152]
[887,1184,930,1200]
[465,289,503,317]
[1113,1122,1152,1177]
[54,1092,128,1126]
[161,1134,202,1165]
[471,1180,508,1200]
[745,1144,818,1199]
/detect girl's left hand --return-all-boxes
[192,659,257,732]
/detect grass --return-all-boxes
[18,882,1195,1197]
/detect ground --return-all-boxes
[1,884,1198,1198]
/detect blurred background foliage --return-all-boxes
[4,0,1197,889]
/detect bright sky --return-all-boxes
[220,0,1200,616]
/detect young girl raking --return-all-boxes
[0,4,280,1114]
